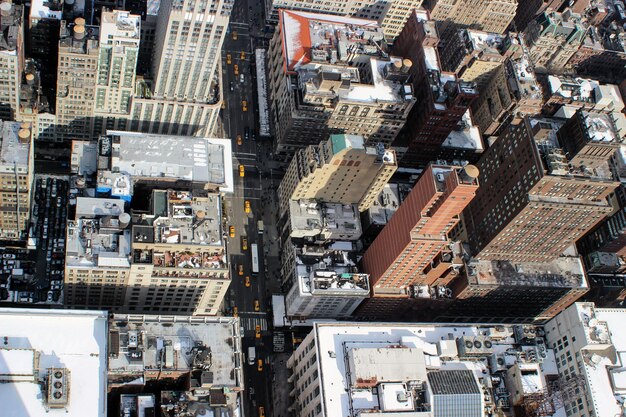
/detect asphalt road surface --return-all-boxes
[221,0,276,415]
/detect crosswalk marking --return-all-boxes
[240,316,268,332]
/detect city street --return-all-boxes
[221,0,280,416]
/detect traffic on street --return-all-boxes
[220,0,282,415]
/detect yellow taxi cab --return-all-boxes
[259,407,265,417]
[254,299,260,311]
[244,200,251,213]
[241,100,248,111]
[238,264,244,276]
[236,134,242,145]
[229,225,235,238]
[240,51,245,60]
[233,64,239,75]
[226,53,232,64]
[255,324,261,339]
[232,31,238,40]
[221,101,225,109]
[241,237,248,251]
[239,164,245,177]
[257,359,263,372]
[232,306,238,317]
[245,276,251,287]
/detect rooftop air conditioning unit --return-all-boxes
[47,368,70,408]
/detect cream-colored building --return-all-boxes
[65,191,230,316]
[93,11,141,134]
[278,134,397,217]
[122,0,233,137]
[425,0,518,34]
[126,190,229,316]
[524,11,587,74]
[0,1,23,121]
[0,121,34,240]
[56,20,99,141]
[268,10,415,155]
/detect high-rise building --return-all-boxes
[0,121,34,241]
[268,0,432,38]
[424,0,518,34]
[524,11,587,74]
[126,189,230,316]
[284,246,370,318]
[93,10,141,134]
[29,0,63,92]
[0,1,23,121]
[108,314,243,414]
[391,10,478,167]
[63,197,132,310]
[287,321,582,417]
[358,164,479,317]
[541,75,624,116]
[151,0,231,103]
[545,302,626,417]
[566,25,626,83]
[470,64,516,137]
[56,19,99,140]
[463,118,619,262]
[267,10,415,155]
[65,191,231,315]
[277,134,397,218]
[123,0,233,137]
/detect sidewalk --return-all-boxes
[270,353,292,417]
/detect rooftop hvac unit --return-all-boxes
[47,368,70,408]
[128,330,138,348]
[457,336,494,357]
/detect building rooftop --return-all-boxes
[29,0,62,21]
[100,10,140,45]
[71,141,98,175]
[59,23,100,53]
[0,120,31,169]
[466,257,588,288]
[289,199,362,241]
[508,57,543,101]
[104,131,234,193]
[427,369,481,395]
[0,308,107,417]
[304,322,560,417]
[441,109,483,150]
[465,30,506,56]
[280,10,383,72]
[580,110,620,143]
[132,189,223,247]
[0,2,21,52]
[364,183,400,226]
[66,197,131,268]
[108,314,242,390]
[422,42,477,111]
[581,306,626,417]
[119,394,155,417]
[294,246,369,297]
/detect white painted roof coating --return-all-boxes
[587,309,626,417]
[0,308,108,417]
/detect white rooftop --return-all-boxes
[100,10,140,45]
[308,322,558,417]
[442,110,483,150]
[0,120,31,169]
[107,131,234,193]
[29,0,62,21]
[0,309,108,417]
